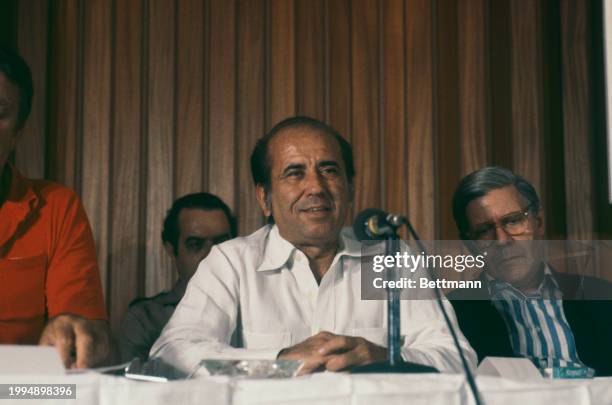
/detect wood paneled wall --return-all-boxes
[4,0,607,329]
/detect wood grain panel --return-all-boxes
[46,0,80,189]
[560,0,594,239]
[457,0,488,175]
[13,0,608,329]
[435,0,461,239]
[351,0,380,212]
[326,0,351,140]
[510,0,543,193]
[14,0,48,179]
[175,0,204,197]
[326,0,352,223]
[382,0,406,217]
[81,0,112,296]
[0,0,17,48]
[488,0,513,169]
[539,0,566,239]
[109,0,143,330]
[208,0,237,213]
[590,0,612,243]
[145,0,175,295]
[236,0,266,234]
[295,0,325,119]
[453,0,488,282]
[268,0,295,125]
[406,0,435,240]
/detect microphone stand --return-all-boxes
[350,208,483,404]
[387,234,402,366]
[352,227,437,374]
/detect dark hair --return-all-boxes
[452,166,541,238]
[161,192,236,253]
[0,48,33,130]
[250,116,355,191]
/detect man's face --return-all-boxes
[256,127,352,249]
[0,73,20,170]
[164,208,232,282]
[465,185,544,289]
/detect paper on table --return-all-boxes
[477,357,543,381]
[66,362,131,375]
[0,345,64,375]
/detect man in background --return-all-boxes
[0,47,110,368]
[448,166,612,376]
[119,192,235,361]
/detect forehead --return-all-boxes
[177,208,230,237]
[267,126,343,170]
[465,185,527,225]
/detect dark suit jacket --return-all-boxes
[448,272,612,376]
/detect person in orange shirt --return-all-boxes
[0,47,110,368]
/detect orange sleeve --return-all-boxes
[45,188,107,320]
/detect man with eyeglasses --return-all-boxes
[119,192,235,361]
[447,166,612,376]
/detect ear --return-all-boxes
[256,185,272,218]
[533,208,545,238]
[163,241,176,258]
[348,181,355,203]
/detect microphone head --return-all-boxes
[353,208,387,241]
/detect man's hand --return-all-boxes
[39,314,111,369]
[317,334,387,371]
[277,331,336,375]
[278,331,387,375]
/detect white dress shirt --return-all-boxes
[150,225,476,373]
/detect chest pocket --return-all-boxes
[241,330,292,350]
[0,253,47,320]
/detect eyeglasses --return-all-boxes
[466,205,534,248]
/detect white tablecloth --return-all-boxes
[0,372,610,405]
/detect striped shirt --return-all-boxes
[489,266,583,369]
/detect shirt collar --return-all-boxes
[256,225,296,272]
[256,225,365,272]
[0,164,40,254]
[488,263,559,299]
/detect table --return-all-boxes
[0,372,610,405]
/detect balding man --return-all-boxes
[151,116,475,374]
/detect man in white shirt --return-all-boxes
[150,116,476,374]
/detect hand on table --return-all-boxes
[39,314,111,369]
[277,331,387,375]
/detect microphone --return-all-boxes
[353,208,407,240]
